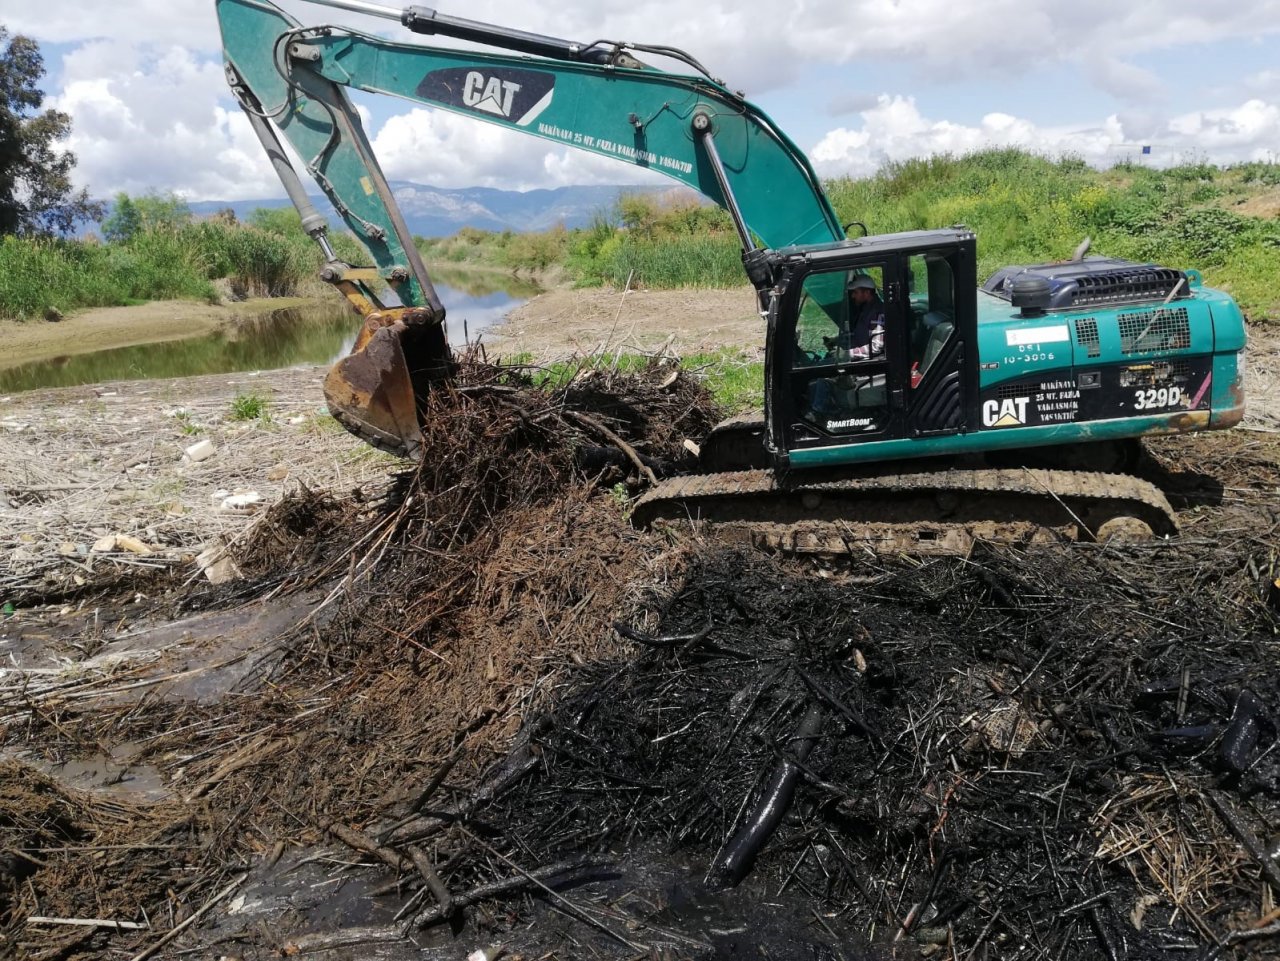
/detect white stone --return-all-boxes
[196,545,242,585]
[219,491,262,512]
[183,439,216,463]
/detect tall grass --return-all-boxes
[6,152,1278,321]
[546,149,1280,318]
[0,215,319,320]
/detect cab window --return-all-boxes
[791,265,888,436]
[906,252,956,387]
[793,266,885,366]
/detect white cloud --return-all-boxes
[1167,99,1280,159]
[50,45,280,199]
[810,95,1280,178]
[12,0,1280,96]
[14,0,1280,204]
[369,107,667,190]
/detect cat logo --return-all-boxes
[463,72,522,118]
[418,68,555,127]
[982,396,1029,428]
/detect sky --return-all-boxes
[4,0,1280,202]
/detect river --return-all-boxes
[0,270,538,393]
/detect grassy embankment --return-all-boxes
[4,151,1277,409]
[0,207,371,321]
[483,150,1280,410]
[527,150,1280,316]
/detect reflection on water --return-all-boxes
[430,265,541,299]
[0,271,535,393]
[0,303,357,393]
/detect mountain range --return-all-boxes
[178,181,678,238]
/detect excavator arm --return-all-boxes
[216,0,843,453]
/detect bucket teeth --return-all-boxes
[322,311,451,458]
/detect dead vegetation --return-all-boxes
[1,357,1278,961]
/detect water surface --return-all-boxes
[0,271,536,393]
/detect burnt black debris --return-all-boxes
[460,545,1280,960]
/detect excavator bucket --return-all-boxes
[322,308,451,459]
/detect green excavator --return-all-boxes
[216,0,1247,552]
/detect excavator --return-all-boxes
[216,0,1247,552]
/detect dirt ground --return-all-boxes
[2,293,1280,961]
[491,284,764,359]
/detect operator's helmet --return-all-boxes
[847,275,877,292]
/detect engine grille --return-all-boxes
[1118,306,1191,355]
[1074,317,1101,359]
[1072,268,1187,307]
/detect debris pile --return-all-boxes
[456,544,1278,958]
[2,358,1279,960]
[1,359,710,959]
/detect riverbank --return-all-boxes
[0,281,765,380]
[0,295,331,369]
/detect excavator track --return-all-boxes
[631,467,1177,555]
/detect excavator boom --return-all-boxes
[216,0,843,455]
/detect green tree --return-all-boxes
[101,192,141,242]
[0,28,102,236]
[102,191,191,241]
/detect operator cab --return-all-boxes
[766,229,978,464]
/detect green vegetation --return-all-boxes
[230,392,270,422]
[4,148,1279,324]
[823,150,1280,317]
[419,150,1280,320]
[173,410,203,436]
[0,197,333,319]
[495,349,764,415]
[414,224,572,273]
[682,349,764,412]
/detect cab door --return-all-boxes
[772,258,907,453]
[902,249,969,437]
[768,245,972,461]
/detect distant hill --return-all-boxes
[173,181,680,238]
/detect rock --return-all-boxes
[219,491,262,512]
[196,545,242,585]
[183,439,216,463]
[57,542,80,557]
[92,535,118,553]
[115,535,153,555]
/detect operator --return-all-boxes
[844,275,885,360]
[805,274,888,421]
[817,274,885,361]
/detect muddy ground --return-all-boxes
[1,297,1279,961]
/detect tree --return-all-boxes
[101,191,192,242]
[0,28,103,236]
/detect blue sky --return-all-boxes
[7,0,1280,200]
